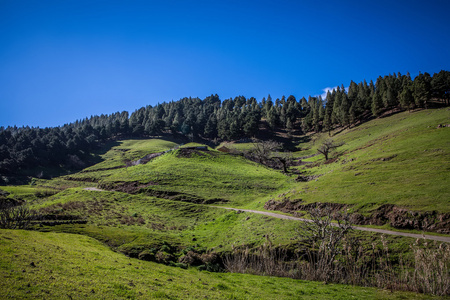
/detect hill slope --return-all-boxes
[0,229,438,300]
[262,108,450,233]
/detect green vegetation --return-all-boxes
[65,145,294,207]
[84,139,178,171]
[0,229,440,300]
[1,106,449,298]
[29,188,299,253]
[286,108,450,213]
[2,70,449,182]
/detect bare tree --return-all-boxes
[249,139,282,164]
[273,152,294,173]
[317,139,344,161]
[297,204,353,282]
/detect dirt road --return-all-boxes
[217,207,450,243]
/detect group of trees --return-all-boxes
[296,70,449,134]
[0,70,448,177]
[128,95,262,140]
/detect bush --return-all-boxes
[138,250,156,261]
[0,204,36,229]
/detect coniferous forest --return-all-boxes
[1,70,449,180]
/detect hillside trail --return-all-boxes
[82,187,449,243]
[216,207,450,243]
[83,187,104,192]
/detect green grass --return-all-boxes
[68,147,295,207]
[1,108,449,298]
[218,142,256,152]
[0,185,59,202]
[83,138,179,171]
[28,187,300,252]
[0,229,439,300]
[288,108,450,213]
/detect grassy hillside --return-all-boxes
[0,229,439,300]
[1,108,449,298]
[83,138,179,171]
[282,108,450,213]
[63,142,295,207]
[27,187,301,253]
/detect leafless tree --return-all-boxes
[0,204,36,229]
[297,204,353,282]
[317,139,344,160]
[249,138,282,164]
[273,152,294,173]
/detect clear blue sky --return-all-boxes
[1,0,449,128]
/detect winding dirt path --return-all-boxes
[216,207,450,243]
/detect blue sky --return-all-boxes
[1,0,449,128]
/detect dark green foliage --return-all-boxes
[1,71,448,178]
[431,70,450,104]
[414,72,432,108]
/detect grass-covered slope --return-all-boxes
[286,108,450,213]
[29,187,301,252]
[83,138,179,171]
[64,142,295,207]
[0,229,438,300]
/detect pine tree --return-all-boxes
[399,86,414,111]
[431,70,450,105]
[371,92,383,116]
[413,72,432,108]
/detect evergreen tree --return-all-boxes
[413,72,432,108]
[399,86,414,111]
[371,91,383,116]
[431,70,450,105]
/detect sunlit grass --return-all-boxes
[0,229,437,300]
[289,108,450,212]
[83,138,178,171]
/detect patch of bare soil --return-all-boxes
[264,199,450,234]
[264,199,346,217]
[65,176,99,183]
[142,188,228,205]
[126,152,165,166]
[295,174,323,182]
[370,154,397,162]
[176,148,211,158]
[99,180,228,204]
[83,187,104,192]
[99,181,158,194]
[352,204,450,234]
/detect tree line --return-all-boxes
[0,70,448,178]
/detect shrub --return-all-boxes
[0,204,36,229]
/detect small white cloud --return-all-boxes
[317,86,348,101]
[319,86,337,100]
